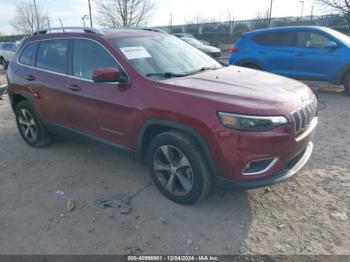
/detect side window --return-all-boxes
[297,32,333,48]
[36,39,69,74]
[19,42,38,66]
[253,32,296,47]
[72,39,122,80]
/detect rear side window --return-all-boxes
[36,39,69,74]
[72,39,122,80]
[253,32,296,47]
[19,42,38,66]
[297,32,333,48]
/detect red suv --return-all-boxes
[7,27,318,204]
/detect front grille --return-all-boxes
[291,96,317,134]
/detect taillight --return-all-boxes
[231,46,239,53]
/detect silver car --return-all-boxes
[0,42,17,69]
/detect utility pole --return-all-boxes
[33,0,40,30]
[59,18,64,31]
[268,0,273,27]
[169,13,173,33]
[311,5,314,21]
[88,0,93,27]
[300,0,305,20]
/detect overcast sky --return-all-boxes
[0,0,323,34]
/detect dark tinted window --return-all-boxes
[297,32,333,48]
[36,39,69,74]
[72,39,122,80]
[253,32,296,46]
[19,42,38,66]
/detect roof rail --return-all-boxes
[33,27,104,35]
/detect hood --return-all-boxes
[159,66,313,114]
[197,45,221,53]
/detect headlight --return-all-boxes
[218,112,288,132]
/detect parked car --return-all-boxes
[229,26,350,95]
[0,42,17,69]
[142,28,168,33]
[174,34,220,58]
[173,33,210,45]
[7,27,317,204]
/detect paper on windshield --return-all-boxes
[120,46,152,60]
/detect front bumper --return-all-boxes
[215,141,314,189]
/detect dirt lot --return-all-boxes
[0,66,349,255]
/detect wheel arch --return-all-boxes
[137,119,219,178]
[336,63,350,85]
[9,91,40,116]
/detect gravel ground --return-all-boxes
[0,66,349,255]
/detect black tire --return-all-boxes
[147,130,213,205]
[15,100,52,148]
[344,73,350,96]
[3,61,8,70]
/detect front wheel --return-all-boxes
[147,131,213,205]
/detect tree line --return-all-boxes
[7,0,350,35]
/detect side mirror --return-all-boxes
[325,41,338,50]
[92,67,121,83]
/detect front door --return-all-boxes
[292,31,341,82]
[64,38,133,147]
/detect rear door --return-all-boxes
[26,39,70,126]
[292,31,341,81]
[64,38,133,147]
[252,31,297,77]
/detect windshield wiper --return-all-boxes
[182,66,221,76]
[146,72,187,78]
[146,66,221,79]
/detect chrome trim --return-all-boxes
[291,95,317,134]
[100,127,124,136]
[16,37,131,85]
[274,142,314,183]
[242,157,279,176]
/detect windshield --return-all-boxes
[181,37,204,46]
[112,35,221,79]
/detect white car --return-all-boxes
[0,42,17,69]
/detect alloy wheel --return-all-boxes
[18,108,38,143]
[153,145,194,196]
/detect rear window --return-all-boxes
[19,42,38,66]
[253,31,296,47]
[36,39,69,74]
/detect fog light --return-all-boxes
[242,157,279,176]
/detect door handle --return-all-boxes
[66,84,82,92]
[296,53,304,57]
[25,75,35,81]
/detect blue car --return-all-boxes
[229,26,350,95]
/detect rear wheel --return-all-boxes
[147,131,213,205]
[344,73,350,96]
[15,101,52,147]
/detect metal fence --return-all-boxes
[157,14,350,45]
